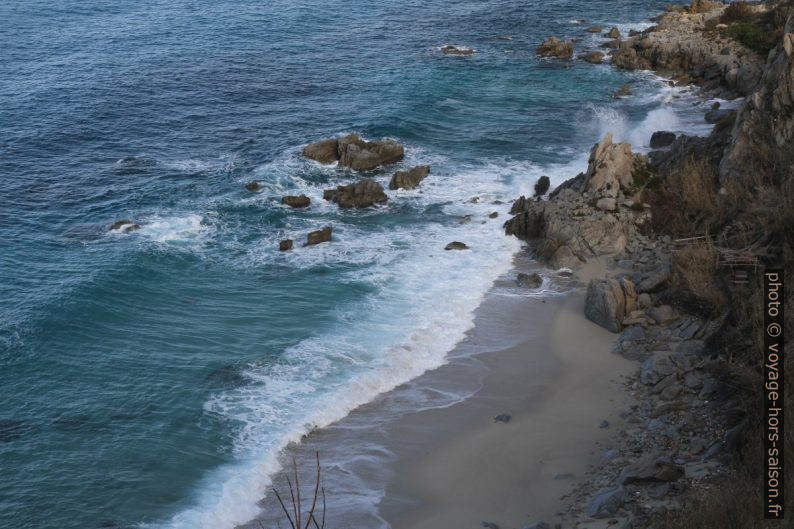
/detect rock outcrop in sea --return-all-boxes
[303,134,405,171]
[537,36,574,59]
[323,179,388,208]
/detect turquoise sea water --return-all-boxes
[1,1,707,528]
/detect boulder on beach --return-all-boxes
[536,37,574,59]
[441,45,475,56]
[110,220,140,233]
[306,227,332,246]
[445,241,469,250]
[605,26,621,39]
[581,51,605,64]
[389,165,430,190]
[650,131,676,148]
[303,134,405,171]
[323,179,388,208]
[279,239,293,251]
[245,181,262,191]
[585,277,637,333]
[281,195,311,208]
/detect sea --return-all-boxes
[0,1,720,528]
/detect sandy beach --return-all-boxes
[378,260,636,529]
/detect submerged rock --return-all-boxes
[537,37,574,59]
[245,181,262,191]
[306,227,332,246]
[389,165,430,190]
[614,84,632,97]
[441,45,475,56]
[516,272,543,289]
[110,220,140,233]
[445,241,469,250]
[281,195,311,208]
[324,179,387,208]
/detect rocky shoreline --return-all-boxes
[503,2,793,528]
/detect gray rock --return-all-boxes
[596,197,617,211]
[605,27,621,39]
[516,272,543,289]
[302,138,339,164]
[336,134,405,171]
[581,51,605,64]
[482,523,499,529]
[110,220,140,233]
[637,264,671,292]
[585,278,636,333]
[587,487,625,518]
[523,523,550,529]
[494,414,512,423]
[637,293,652,309]
[619,458,684,484]
[441,45,475,56]
[648,305,676,325]
[701,442,723,461]
[704,108,735,124]
[534,176,551,196]
[600,420,610,429]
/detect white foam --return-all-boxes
[138,214,208,244]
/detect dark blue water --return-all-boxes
[0,1,695,528]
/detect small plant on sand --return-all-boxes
[267,453,325,529]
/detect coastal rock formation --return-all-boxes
[245,181,262,191]
[441,45,475,56]
[608,5,765,97]
[389,165,430,190]
[279,239,293,251]
[537,37,574,59]
[281,195,311,208]
[110,220,140,233]
[585,277,637,333]
[606,27,621,39]
[582,133,646,198]
[303,134,405,171]
[586,26,603,33]
[323,179,388,208]
[306,227,332,245]
[720,12,794,184]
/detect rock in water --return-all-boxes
[605,26,621,39]
[302,138,340,164]
[614,84,632,97]
[323,179,388,208]
[389,165,430,190]
[516,272,543,289]
[445,241,469,250]
[441,45,475,56]
[536,36,574,59]
[581,51,605,64]
[337,134,405,171]
[245,181,262,191]
[534,176,550,196]
[586,25,603,33]
[110,220,140,233]
[649,131,676,148]
[493,414,512,423]
[279,239,293,251]
[306,227,332,246]
[281,195,311,208]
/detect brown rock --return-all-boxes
[445,241,469,250]
[389,165,430,190]
[302,139,340,164]
[323,179,388,208]
[441,45,475,56]
[337,134,405,171]
[306,227,332,246]
[581,51,605,64]
[537,37,574,59]
[281,195,311,208]
[605,27,621,39]
[245,181,262,191]
[279,239,293,251]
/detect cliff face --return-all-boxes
[720,12,794,184]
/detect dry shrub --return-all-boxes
[649,157,719,236]
[671,243,727,315]
[720,1,755,24]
